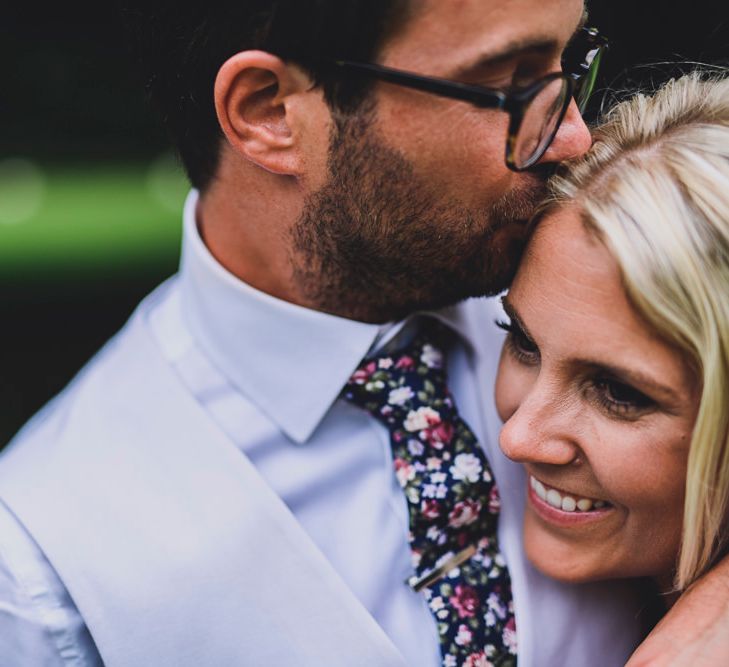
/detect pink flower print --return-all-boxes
[489,485,501,513]
[449,584,480,619]
[395,355,416,370]
[503,616,517,654]
[426,456,442,470]
[394,458,415,486]
[421,499,441,519]
[429,595,445,612]
[351,360,377,385]
[350,369,368,385]
[455,624,473,646]
[450,453,482,483]
[464,652,493,667]
[422,420,454,449]
[448,499,482,528]
[404,406,441,432]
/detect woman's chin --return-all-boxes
[522,508,621,584]
[525,550,604,584]
[522,503,680,588]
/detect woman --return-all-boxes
[495,71,729,604]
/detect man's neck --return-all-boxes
[197,162,306,307]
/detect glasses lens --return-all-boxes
[512,77,570,169]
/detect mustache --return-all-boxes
[489,175,550,230]
[527,161,560,180]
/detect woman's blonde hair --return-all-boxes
[547,71,729,591]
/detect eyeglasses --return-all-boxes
[332,27,608,171]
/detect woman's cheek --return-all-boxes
[494,352,534,423]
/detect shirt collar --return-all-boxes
[178,190,476,444]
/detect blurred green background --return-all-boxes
[0,159,186,274]
[0,4,186,444]
[1,2,728,445]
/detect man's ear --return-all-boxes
[214,50,312,176]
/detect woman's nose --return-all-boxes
[498,388,581,466]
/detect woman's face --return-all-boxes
[495,207,699,587]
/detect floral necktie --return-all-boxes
[342,320,516,667]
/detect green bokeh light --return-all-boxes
[0,157,189,278]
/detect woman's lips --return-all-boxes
[528,474,614,526]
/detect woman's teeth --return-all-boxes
[530,476,608,513]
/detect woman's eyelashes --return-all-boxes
[496,318,540,365]
[587,376,657,420]
[495,316,658,420]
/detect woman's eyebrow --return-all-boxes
[500,296,536,342]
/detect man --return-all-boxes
[0,1,726,665]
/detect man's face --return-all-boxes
[292,0,590,322]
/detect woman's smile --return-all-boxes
[527,474,613,526]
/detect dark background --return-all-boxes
[0,1,727,445]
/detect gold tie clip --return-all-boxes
[406,544,478,592]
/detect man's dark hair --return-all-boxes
[120,1,412,190]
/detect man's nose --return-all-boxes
[498,385,581,467]
[538,98,592,165]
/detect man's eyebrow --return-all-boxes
[453,38,557,80]
[453,5,590,80]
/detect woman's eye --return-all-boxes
[495,319,540,365]
[591,377,655,418]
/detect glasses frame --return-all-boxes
[331,27,608,171]
[566,27,609,111]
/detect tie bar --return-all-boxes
[406,544,478,592]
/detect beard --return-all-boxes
[290,104,547,323]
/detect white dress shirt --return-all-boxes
[0,191,642,666]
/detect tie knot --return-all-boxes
[342,319,453,422]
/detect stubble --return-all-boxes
[290,106,546,323]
